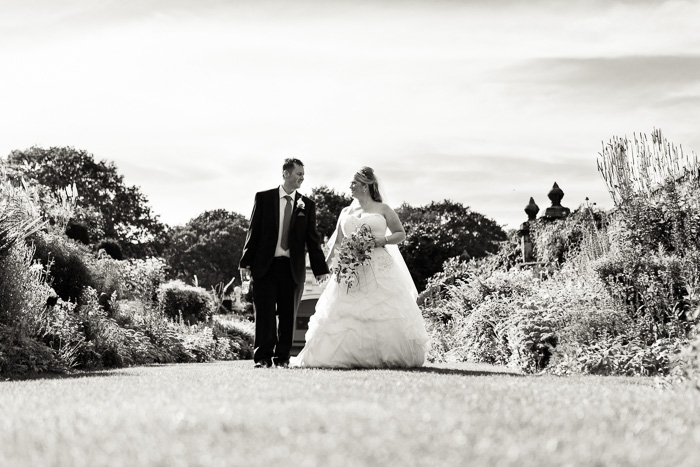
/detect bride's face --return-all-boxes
[349,179,365,198]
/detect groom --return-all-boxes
[239,158,329,368]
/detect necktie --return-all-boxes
[281,195,292,250]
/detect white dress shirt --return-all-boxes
[274,185,297,257]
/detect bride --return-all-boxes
[290,167,430,368]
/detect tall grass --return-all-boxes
[597,128,699,205]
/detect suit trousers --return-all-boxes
[252,257,303,364]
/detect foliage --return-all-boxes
[96,239,123,260]
[530,204,610,267]
[0,156,254,377]
[423,262,570,373]
[169,323,218,363]
[164,209,248,290]
[119,257,167,305]
[0,324,65,375]
[566,336,682,377]
[157,280,214,325]
[505,303,559,372]
[212,315,255,360]
[589,146,700,348]
[397,200,507,291]
[41,298,85,370]
[0,241,54,329]
[441,298,511,365]
[7,146,168,258]
[591,247,691,338]
[30,231,94,303]
[310,185,353,241]
[209,275,237,315]
[422,229,691,377]
[65,219,90,244]
[668,326,700,388]
[74,288,158,369]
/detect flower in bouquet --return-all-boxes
[332,223,375,290]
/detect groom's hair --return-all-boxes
[283,158,304,172]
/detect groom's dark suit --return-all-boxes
[239,187,329,365]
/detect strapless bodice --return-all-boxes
[341,213,387,237]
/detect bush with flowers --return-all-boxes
[424,130,700,379]
[0,161,253,377]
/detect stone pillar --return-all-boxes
[233,286,242,307]
[544,182,570,220]
[518,197,539,262]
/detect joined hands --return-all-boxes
[316,274,329,284]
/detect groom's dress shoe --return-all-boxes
[275,361,289,369]
[254,361,272,369]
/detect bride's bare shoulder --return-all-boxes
[377,203,395,215]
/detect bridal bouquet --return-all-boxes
[332,223,375,290]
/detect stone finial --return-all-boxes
[548,182,564,207]
[524,197,539,221]
[544,182,570,220]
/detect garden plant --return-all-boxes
[420,129,700,384]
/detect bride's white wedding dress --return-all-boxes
[291,212,430,368]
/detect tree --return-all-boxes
[164,209,249,290]
[396,200,507,291]
[7,146,167,258]
[310,185,353,241]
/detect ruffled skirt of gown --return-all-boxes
[291,247,430,368]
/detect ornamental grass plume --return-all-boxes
[597,128,699,206]
[0,177,46,258]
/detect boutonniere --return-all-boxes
[296,199,306,211]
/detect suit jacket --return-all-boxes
[239,188,329,285]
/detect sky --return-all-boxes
[1,0,699,230]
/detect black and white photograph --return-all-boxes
[1,1,699,465]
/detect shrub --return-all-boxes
[120,257,167,304]
[457,299,511,365]
[87,254,124,315]
[0,324,65,375]
[419,241,685,376]
[30,231,96,303]
[669,325,700,387]
[158,280,214,325]
[74,288,159,369]
[592,247,690,339]
[0,241,53,330]
[96,239,123,260]
[137,314,192,364]
[41,298,85,370]
[505,303,559,372]
[212,315,255,360]
[65,219,90,244]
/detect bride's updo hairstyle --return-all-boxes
[354,166,382,203]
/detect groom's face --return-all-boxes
[284,164,305,190]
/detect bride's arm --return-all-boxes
[375,204,406,247]
[325,208,347,267]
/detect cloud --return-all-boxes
[1,0,698,231]
[503,55,700,100]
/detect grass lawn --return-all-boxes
[1,361,699,466]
